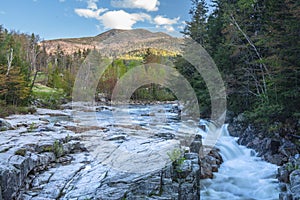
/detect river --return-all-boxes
[1,103,280,199]
[93,103,280,199]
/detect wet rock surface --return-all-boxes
[278,154,300,200]
[0,104,203,200]
[200,148,223,179]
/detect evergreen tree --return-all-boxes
[183,0,208,46]
[175,0,212,116]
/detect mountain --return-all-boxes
[41,29,184,57]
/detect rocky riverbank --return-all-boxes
[199,148,223,179]
[0,104,215,200]
[228,114,300,200]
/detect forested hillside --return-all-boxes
[176,0,299,136]
[0,27,179,115]
[0,26,88,112]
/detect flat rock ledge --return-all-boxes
[0,108,202,200]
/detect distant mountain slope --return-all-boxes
[42,29,183,57]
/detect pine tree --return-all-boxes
[183,0,208,46]
[175,0,212,116]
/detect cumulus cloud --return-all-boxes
[111,0,160,12]
[75,3,151,30]
[153,15,180,32]
[74,8,107,20]
[99,10,151,29]
[74,0,181,32]
[154,15,179,26]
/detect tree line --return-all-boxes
[0,25,176,111]
[0,25,90,108]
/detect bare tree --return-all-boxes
[28,33,40,74]
[230,14,270,98]
[6,48,13,76]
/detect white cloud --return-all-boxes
[75,3,151,30]
[153,15,180,32]
[99,10,151,29]
[87,0,98,10]
[59,0,66,2]
[111,0,160,12]
[77,0,99,9]
[131,12,152,21]
[75,8,107,20]
[177,21,186,31]
[154,15,179,26]
[75,0,181,32]
[164,25,175,32]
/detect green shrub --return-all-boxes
[0,101,36,117]
[167,148,185,171]
[27,122,37,132]
[53,140,64,157]
[15,148,27,156]
[286,162,299,172]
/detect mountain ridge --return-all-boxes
[41,29,183,56]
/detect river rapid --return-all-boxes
[200,121,279,200]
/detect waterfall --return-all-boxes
[200,120,279,200]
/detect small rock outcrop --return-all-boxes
[0,118,13,131]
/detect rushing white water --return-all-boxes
[200,121,279,200]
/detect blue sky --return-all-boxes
[0,0,196,40]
